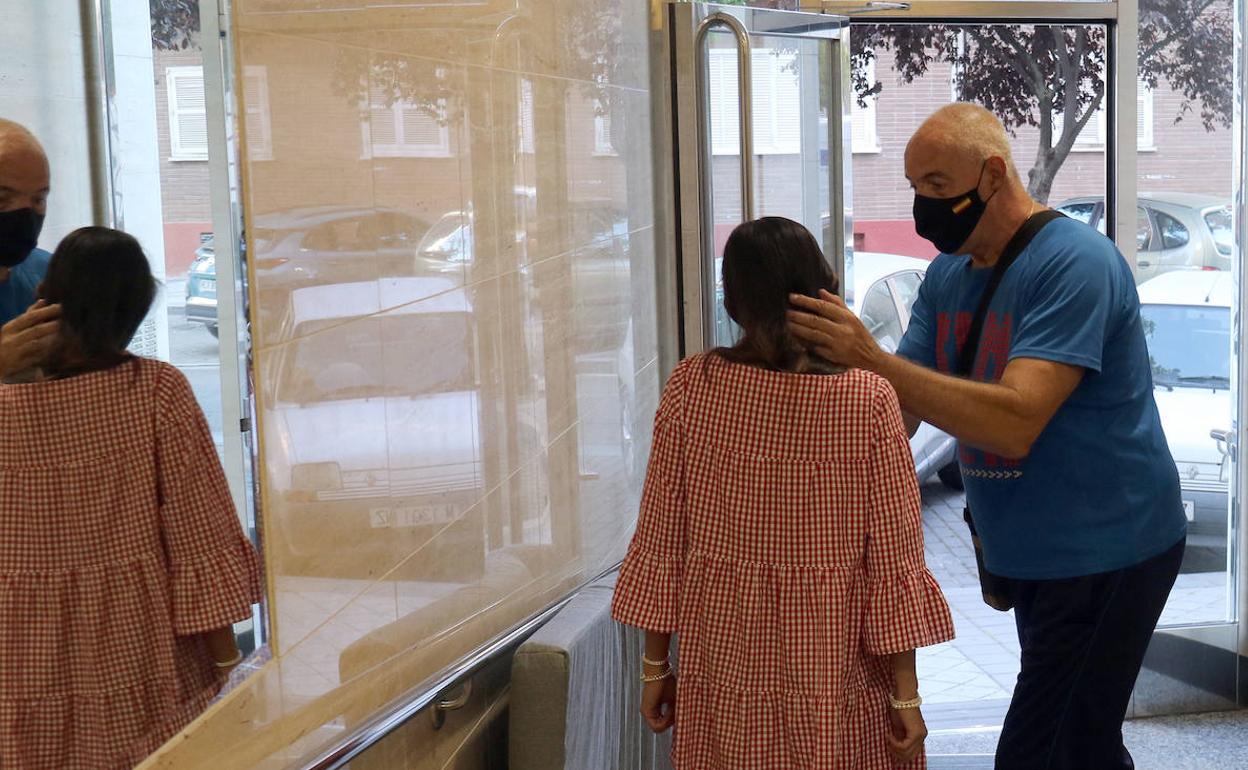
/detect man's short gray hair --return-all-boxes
[921,103,1019,180]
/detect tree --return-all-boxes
[854,0,1233,203]
[150,0,200,51]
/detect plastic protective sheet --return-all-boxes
[510,573,673,770]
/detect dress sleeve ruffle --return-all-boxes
[169,534,263,635]
[864,565,956,656]
[611,546,683,633]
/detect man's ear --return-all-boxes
[986,156,1009,189]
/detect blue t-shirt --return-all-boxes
[0,248,50,326]
[898,217,1187,580]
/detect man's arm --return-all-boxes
[788,292,1083,459]
[870,351,1082,459]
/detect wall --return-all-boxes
[137,0,661,766]
[0,1,94,249]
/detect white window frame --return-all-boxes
[166,65,208,162]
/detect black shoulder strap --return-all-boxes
[955,209,1065,377]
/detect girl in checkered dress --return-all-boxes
[612,218,955,769]
[0,228,262,769]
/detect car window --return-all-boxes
[281,313,476,403]
[1155,211,1190,251]
[1204,207,1233,256]
[860,281,904,353]
[1057,202,1097,226]
[1140,304,1230,389]
[1137,206,1154,251]
[302,217,373,253]
[373,213,421,246]
[889,271,922,326]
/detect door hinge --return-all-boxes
[240,417,252,432]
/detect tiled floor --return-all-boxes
[915,482,1233,709]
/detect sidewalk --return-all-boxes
[915,482,1230,710]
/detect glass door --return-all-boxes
[667,2,851,353]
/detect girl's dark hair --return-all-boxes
[41,227,156,371]
[714,216,841,373]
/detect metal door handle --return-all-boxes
[430,680,473,729]
[695,12,754,221]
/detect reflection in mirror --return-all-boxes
[0,225,263,767]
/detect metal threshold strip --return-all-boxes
[297,564,621,770]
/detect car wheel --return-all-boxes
[937,461,964,491]
[208,324,219,339]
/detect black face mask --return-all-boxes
[913,163,995,255]
[0,208,45,268]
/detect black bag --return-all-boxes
[956,209,1064,612]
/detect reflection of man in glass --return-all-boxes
[0,119,59,377]
[789,103,1187,769]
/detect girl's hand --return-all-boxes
[640,676,677,733]
[886,706,928,764]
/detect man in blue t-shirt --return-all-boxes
[790,104,1185,769]
[0,119,60,377]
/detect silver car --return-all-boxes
[1055,192,1232,283]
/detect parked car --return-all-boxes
[185,237,218,337]
[265,276,493,579]
[1055,193,1232,283]
[1138,270,1232,573]
[185,207,441,337]
[715,251,960,489]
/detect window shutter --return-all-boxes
[595,112,615,154]
[1138,80,1154,149]
[243,66,273,161]
[709,48,739,155]
[167,67,208,160]
[850,60,878,153]
[518,79,535,154]
[770,52,801,155]
[402,106,442,145]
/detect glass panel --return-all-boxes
[860,281,903,353]
[850,22,1110,718]
[704,31,839,349]
[1134,0,1236,631]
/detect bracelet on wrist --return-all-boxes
[214,651,244,669]
[640,666,675,683]
[889,693,923,710]
[642,654,669,667]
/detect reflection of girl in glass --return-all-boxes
[0,227,262,768]
[612,217,955,768]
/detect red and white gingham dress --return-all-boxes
[0,357,262,769]
[612,354,955,769]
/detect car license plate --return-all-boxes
[369,504,457,529]
[1183,500,1195,522]
[200,278,216,294]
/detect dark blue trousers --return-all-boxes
[995,537,1185,770]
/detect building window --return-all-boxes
[519,79,535,154]
[709,48,801,156]
[362,83,451,159]
[242,66,273,161]
[594,111,616,156]
[1053,79,1155,152]
[166,66,208,161]
[851,60,881,154]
